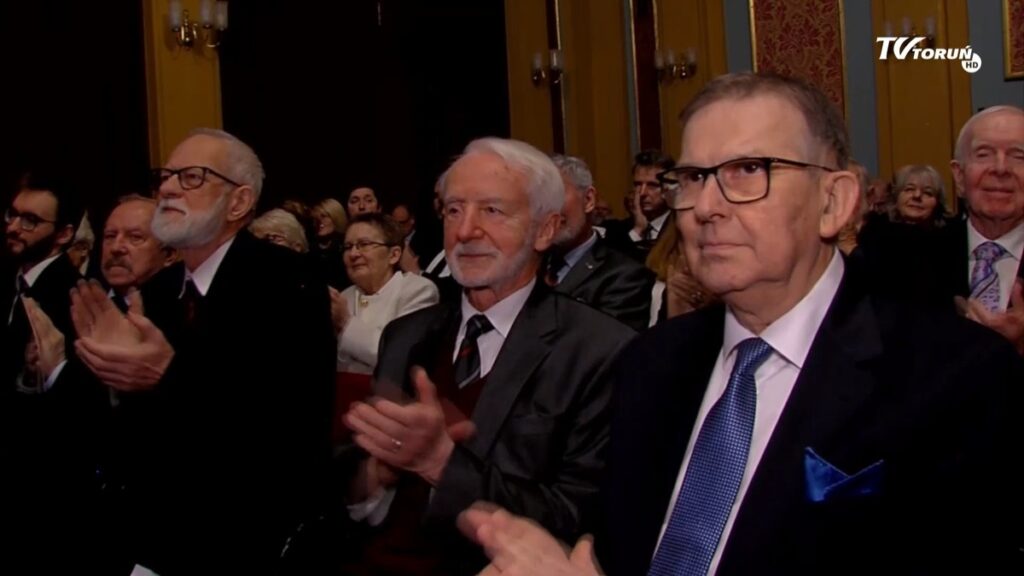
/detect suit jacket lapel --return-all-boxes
[721,269,884,570]
[556,240,603,295]
[464,285,557,457]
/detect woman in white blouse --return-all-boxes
[329,213,438,440]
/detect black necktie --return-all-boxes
[112,294,130,314]
[453,314,494,389]
[182,279,203,327]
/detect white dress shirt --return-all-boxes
[628,211,669,242]
[554,231,598,284]
[655,251,845,575]
[181,236,234,297]
[337,271,439,374]
[966,219,1024,312]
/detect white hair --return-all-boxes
[954,105,1024,163]
[187,127,265,203]
[438,137,564,218]
[551,154,594,190]
[249,208,309,253]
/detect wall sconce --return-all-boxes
[531,49,564,86]
[654,48,697,84]
[885,15,935,47]
[169,0,229,50]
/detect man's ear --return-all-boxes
[533,212,560,252]
[387,245,402,267]
[950,159,966,199]
[226,186,256,223]
[54,224,75,248]
[161,247,179,268]
[584,187,597,215]
[819,170,860,240]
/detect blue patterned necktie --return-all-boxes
[648,337,773,576]
[970,241,1009,313]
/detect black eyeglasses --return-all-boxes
[657,156,837,211]
[343,240,392,253]
[151,166,242,191]
[4,208,56,231]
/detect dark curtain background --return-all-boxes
[218,0,510,222]
[0,2,150,224]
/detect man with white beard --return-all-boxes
[69,128,336,575]
[336,137,635,576]
[546,155,655,331]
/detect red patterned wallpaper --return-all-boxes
[1008,0,1024,78]
[751,0,846,113]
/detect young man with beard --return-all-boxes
[68,128,336,575]
[338,138,635,575]
[1,170,111,572]
[547,155,654,331]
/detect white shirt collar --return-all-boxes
[459,278,535,340]
[182,236,236,297]
[967,218,1024,263]
[650,211,669,234]
[21,253,63,288]
[722,250,844,370]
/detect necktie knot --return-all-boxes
[16,275,29,296]
[733,337,773,376]
[464,313,494,341]
[973,241,1008,264]
[545,253,567,286]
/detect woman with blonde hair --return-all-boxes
[311,198,350,288]
[645,222,712,324]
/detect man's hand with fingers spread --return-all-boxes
[70,280,174,391]
[344,366,476,486]
[458,502,602,576]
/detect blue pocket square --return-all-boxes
[804,448,883,503]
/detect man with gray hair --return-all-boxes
[68,128,336,574]
[548,154,654,331]
[339,137,635,575]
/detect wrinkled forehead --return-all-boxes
[166,134,227,169]
[680,94,816,165]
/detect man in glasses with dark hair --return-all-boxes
[68,128,335,575]
[462,72,1024,575]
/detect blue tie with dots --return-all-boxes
[970,241,1009,313]
[648,337,773,576]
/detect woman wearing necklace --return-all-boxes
[330,213,438,444]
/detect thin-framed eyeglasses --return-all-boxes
[151,166,242,192]
[343,240,392,253]
[657,156,837,211]
[4,208,57,231]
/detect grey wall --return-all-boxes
[842,0,880,176]
[967,1,1024,111]
[724,0,753,71]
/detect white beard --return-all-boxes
[151,193,229,249]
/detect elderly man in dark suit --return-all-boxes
[341,137,635,575]
[545,155,654,331]
[68,128,335,575]
[460,73,1024,575]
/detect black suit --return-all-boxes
[118,231,336,575]
[596,260,1024,575]
[554,237,655,331]
[364,284,635,574]
[0,253,112,573]
[603,214,668,263]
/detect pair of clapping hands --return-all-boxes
[22,280,173,392]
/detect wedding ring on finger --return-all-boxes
[390,437,403,452]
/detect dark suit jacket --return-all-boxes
[368,284,635,573]
[602,214,668,263]
[555,237,655,332]
[0,253,113,573]
[120,231,336,575]
[596,261,1024,575]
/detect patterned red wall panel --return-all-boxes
[1006,0,1024,79]
[750,0,846,112]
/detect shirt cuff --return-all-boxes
[347,487,397,527]
[628,229,642,242]
[42,360,68,392]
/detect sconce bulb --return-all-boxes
[654,50,664,70]
[925,16,935,37]
[901,16,912,36]
[200,0,214,27]
[215,1,229,31]
[883,21,893,36]
[685,48,696,64]
[665,49,676,66]
[169,0,183,29]
[532,52,544,72]
[550,49,563,71]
